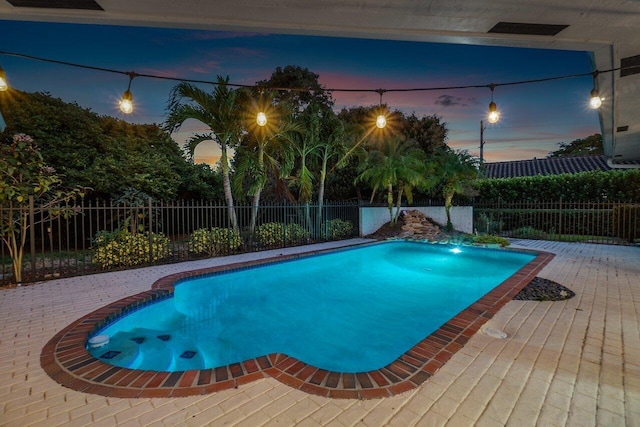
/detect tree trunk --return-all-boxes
[249,147,265,234]
[444,191,454,230]
[387,182,394,224]
[393,184,404,224]
[220,145,238,229]
[316,155,328,235]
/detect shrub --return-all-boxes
[286,223,310,245]
[93,231,171,269]
[255,222,310,247]
[324,219,354,240]
[612,204,640,242]
[189,227,243,256]
[472,234,510,247]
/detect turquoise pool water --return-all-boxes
[88,241,535,373]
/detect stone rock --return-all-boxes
[398,210,449,241]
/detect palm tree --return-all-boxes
[164,76,241,229]
[308,107,349,228]
[435,148,480,230]
[232,91,299,233]
[356,137,431,225]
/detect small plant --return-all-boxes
[189,227,242,256]
[472,234,510,247]
[93,230,171,269]
[286,223,310,245]
[324,219,354,240]
[475,212,503,235]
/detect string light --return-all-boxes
[1,49,639,119]
[487,84,500,124]
[119,73,136,114]
[256,111,267,126]
[589,89,602,109]
[0,64,7,91]
[375,89,387,129]
[589,71,602,109]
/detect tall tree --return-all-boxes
[435,148,479,230]
[313,106,349,226]
[233,90,299,233]
[165,77,242,228]
[401,113,448,155]
[547,134,603,157]
[257,65,334,115]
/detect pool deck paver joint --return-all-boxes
[39,242,553,399]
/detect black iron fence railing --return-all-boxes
[0,199,360,285]
[474,200,640,245]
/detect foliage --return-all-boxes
[113,187,154,235]
[356,137,432,225]
[0,133,85,282]
[400,113,448,155]
[0,90,191,200]
[323,219,354,240]
[165,77,243,228]
[254,222,310,247]
[612,204,640,242]
[434,148,479,231]
[472,234,510,247]
[475,212,503,235]
[92,230,171,269]
[257,65,334,114]
[474,170,640,202]
[189,227,243,256]
[547,134,603,157]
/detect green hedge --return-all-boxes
[189,227,243,256]
[475,169,640,202]
[323,219,354,240]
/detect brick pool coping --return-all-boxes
[41,243,554,399]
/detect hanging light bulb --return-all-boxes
[257,111,267,126]
[0,65,8,92]
[120,89,133,114]
[487,101,500,124]
[119,73,136,114]
[589,88,602,109]
[487,84,500,124]
[375,89,387,129]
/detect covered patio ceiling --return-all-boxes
[1,0,639,165]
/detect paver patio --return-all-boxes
[1,239,638,426]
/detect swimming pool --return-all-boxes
[87,241,536,373]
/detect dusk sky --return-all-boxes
[0,19,601,163]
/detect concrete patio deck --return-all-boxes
[1,239,638,426]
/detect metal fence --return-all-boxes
[0,199,360,285]
[474,200,640,245]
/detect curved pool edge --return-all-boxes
[41,246,554,399]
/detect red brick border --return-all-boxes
[41,243,554,399]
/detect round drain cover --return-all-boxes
[482,328,508,339]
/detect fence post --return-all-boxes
[558,197,563,237]
[29,195,36,277]
[148,197,154,263]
